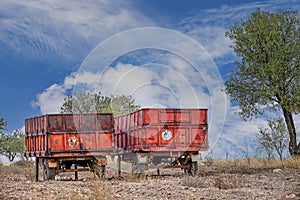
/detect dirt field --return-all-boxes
[0,160,299,200]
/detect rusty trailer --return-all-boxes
[114,108,208,175]
[24,113,114,181]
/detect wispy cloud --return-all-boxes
[32,71,101,114]
[0,0,155,62]
[176,0,300,66]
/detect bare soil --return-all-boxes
[0,161,299,200]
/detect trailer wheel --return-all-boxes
[190,161,198,176]
[90,160,106,179]
[43,160,56,180]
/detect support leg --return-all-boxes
[42,158,46,181]
[35,157,39,181]
[74,164,78,180]
[117,155,121,177]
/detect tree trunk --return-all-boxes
[9,155,15,162]
[282,108,299,155]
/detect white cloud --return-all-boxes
[34,52,224,115]
[98,63,158,96]
[33,71,101,114]
[64,72,100,89]
[32,84,66,114]
[0,0,155,61]
[176,0,300,65]
[97,60,217,109]
[188,26,233,61]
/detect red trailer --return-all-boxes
[25,113,114,180]
[114,108,208,175]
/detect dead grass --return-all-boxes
[284,156,300,168]
[90,180,117,200]
[206,156,300,169]
[12,160,34,167]
[182,172,248,190]
[0,165,35,182]
[117,173,147,182]
[181,176,209,188]
[214,174,246,190]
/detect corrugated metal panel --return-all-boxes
[25,113,114,157]
[114,108,208,153]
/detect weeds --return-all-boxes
[90,180,117,200]
[214,175,246,190]
[12,160,34,167]
[182,176,208,188]
[203,157,300,169]
[203,150,214,166]
[0,161,35,182]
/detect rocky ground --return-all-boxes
[0,161,300,200]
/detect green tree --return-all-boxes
[225,9,300,155]
[0,118,7,131]
[0,129,25,162]
[257,118,289,162]
[60,92,140,116]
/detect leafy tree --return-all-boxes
[225,9,300,155]
[60,92,140,116]
[0,118,7,131]
[0,129,25,162]
[257,118,289,162]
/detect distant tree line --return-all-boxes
[60,92,140,116]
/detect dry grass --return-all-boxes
[213,174,247,190]
[12,160,34,167]
[206,156,300,169]
[181,176,209,188]
[185,156,300,192]
[0,161,117,200]
[182,172,247,190]
[0,161,36,182]
[89,180,117,200]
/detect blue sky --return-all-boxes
[1,0,299,158]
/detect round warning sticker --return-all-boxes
[162,130,172,140]
[68,136,78,147]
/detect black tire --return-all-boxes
[46,167,56,180]
[190,161,198,176]
[90,160,106,179]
